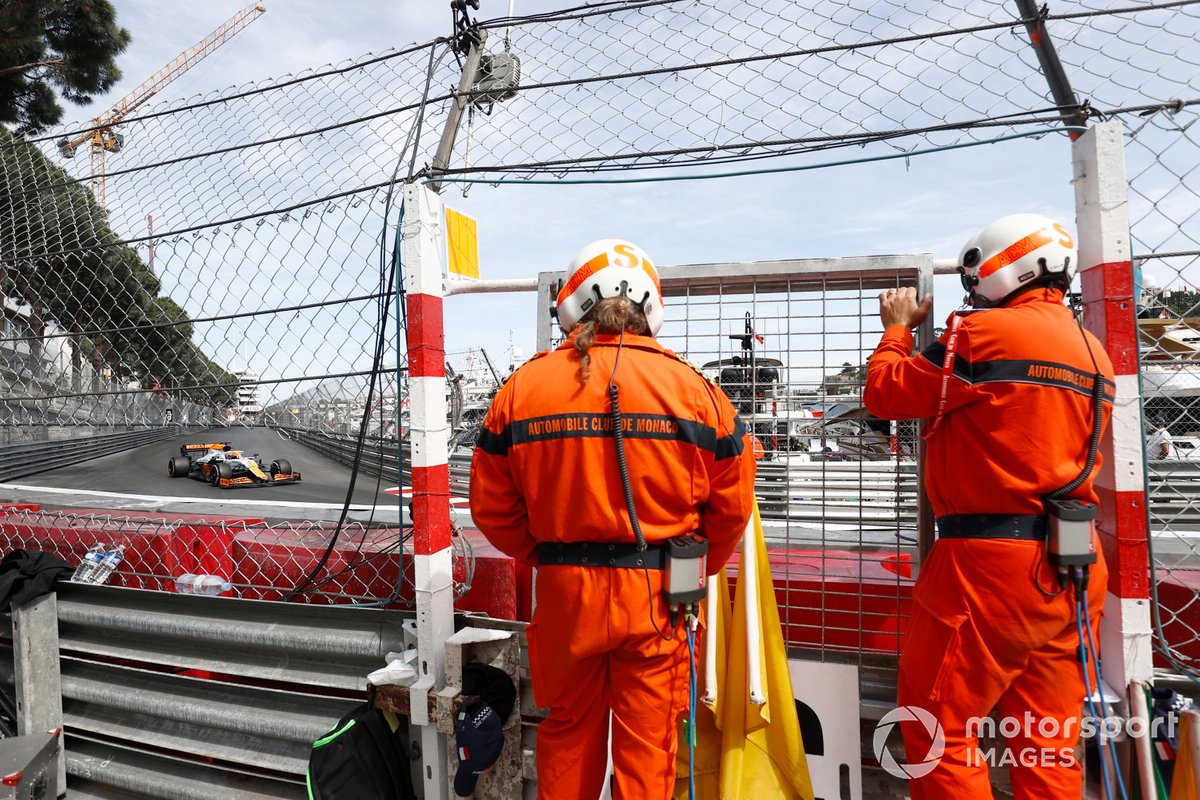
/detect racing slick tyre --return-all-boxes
[168,456,190,478]
[216,463,234,487]
[270,459,292,477]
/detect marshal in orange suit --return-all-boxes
[470,239,755,799]
[865,214,1114,799]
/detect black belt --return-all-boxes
[937,514,1047,541]
[536,541,665,569]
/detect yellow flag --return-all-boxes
[1172,710,1200,800]
[444,206,479,279]
[720,501,814,798]
[675,501,815,799]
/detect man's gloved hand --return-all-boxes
[879,286,933,330]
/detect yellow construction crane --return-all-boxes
[57,3,267,205]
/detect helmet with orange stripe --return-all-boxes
[957,213,1078,307]
[555,238,665,335]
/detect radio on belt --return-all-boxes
[664,533,708,605]
[1046,498,1097,570]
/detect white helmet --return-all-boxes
[555,238,664,335]
[958,213,1078,306]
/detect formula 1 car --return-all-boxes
[167,442,302,488]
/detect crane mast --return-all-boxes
[57,3,266,205]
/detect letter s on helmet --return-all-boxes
[957,213,1078,305]
[555,239,665,336]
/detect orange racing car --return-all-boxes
[167,442,302,488]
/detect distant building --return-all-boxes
[0,298,36,380]
[232,369,263,420]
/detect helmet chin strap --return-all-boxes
[958,266,986,308]
[967,290,994,309]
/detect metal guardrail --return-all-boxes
[758,459,1193,529]
[279,427,922,523]
[4,584,409,799]
[3,585,537,799]
[0,426,199,482]
[756,459,919,525]
[275,427,409,486]
[273,428,478,498]
[1148,460,1200,528]
[277,430,1198,532]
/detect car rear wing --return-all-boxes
[181,442,232,455]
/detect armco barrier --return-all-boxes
[0,426,199,482]
[4,583,408,798]
[278,426,925,524]
[273,427,409,485]
[273,427,476,501]
[273,427,1200,537]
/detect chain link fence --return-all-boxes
[1121,100,1200,672]
[0,506,476,605]
[0,2,1197,630]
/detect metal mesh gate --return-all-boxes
[532,255,935,670]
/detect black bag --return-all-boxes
[306,701,415,800]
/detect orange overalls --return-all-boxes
[865,288,1115,799]
[470,332,755,799]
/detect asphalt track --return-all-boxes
[0,427,408,524]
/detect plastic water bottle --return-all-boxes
[174,574,231,596]
[90,545,126,585]
[71,545,105,583]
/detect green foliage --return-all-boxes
[0,0,131,134]
[822,361,865,395]
[0,127,235,405]
[1143,290,1200,320]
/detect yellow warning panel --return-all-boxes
[445,206,480,279]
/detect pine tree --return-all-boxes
[0,1,131,134]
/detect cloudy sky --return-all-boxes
[66,0,1092,395]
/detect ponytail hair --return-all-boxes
[573,297,651,384]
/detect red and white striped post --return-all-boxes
[403,181,454,800]
[1074,120,1153,693]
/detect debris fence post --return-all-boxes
[403,180,454,800]
[1074,120,1153,697]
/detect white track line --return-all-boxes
[0,483,394,511]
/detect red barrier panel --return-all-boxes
[1,512,172,590]
[458,532,518,621]
[233,524,405,603]
[725,549,914,655]
[1153,567,1200,667]
[231,527,518,618]
[0,508,263,592]
[0,503,913,636]
[0,508,519,620]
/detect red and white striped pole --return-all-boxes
[1074,121,1153,693]
[403,181,453,800]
